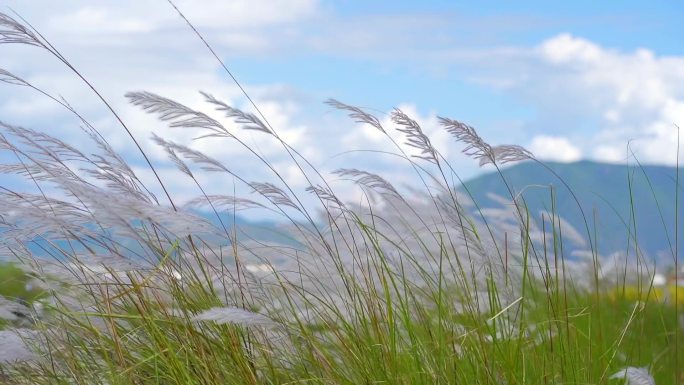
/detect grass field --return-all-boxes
[0,6,681,385]
[1,257,681,384]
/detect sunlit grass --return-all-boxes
[0,5,681,385]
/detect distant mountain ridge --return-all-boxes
[10,161,681,266]
[461,160,683,262]
[226,160,683,263]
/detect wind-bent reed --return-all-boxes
[0,6,678,385]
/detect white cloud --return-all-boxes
[47,0,320,34]
[0,60,320,211]
[528,135,582,162]
[538,33,604,65]
[540,35,684,165]
[341,103,451,160]
[2,0,322,59]
[48,6,154,34]
[171,0,320,30]
[466,33,684,166]
[592,145,626,163]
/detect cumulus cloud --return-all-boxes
[528,135,582,162]
[0,0,329,202]
[469,33,684,166]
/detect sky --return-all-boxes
[0,0,683,209]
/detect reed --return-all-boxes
[0,6,679,384]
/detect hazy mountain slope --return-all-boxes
[13,161,680,265]
[462,160,682,261]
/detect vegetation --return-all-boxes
[0,263,40,301]
[0,5,680,385]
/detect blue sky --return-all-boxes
[1,0,683,207]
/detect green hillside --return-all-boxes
[462,160,682,262]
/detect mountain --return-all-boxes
[11,161,681,266]
[188,160,684,262]
[461,160,683,262]
[188,211,300,246]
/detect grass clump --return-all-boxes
[0,263,41,302]
[0,5,681,385]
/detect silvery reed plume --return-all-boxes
[610,367,656,385]
[0,6,678,385]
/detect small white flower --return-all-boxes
[610,366,655,385]
[160,267,182,281]
[191,307,276,328]
[245,264,275,274]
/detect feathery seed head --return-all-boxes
[191,307,276,328]
[610,367,655,385]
